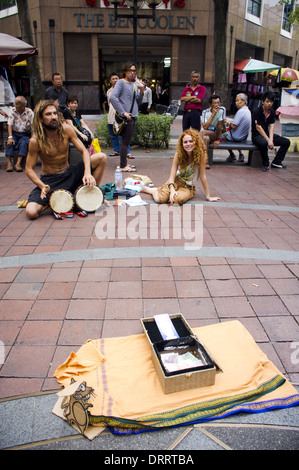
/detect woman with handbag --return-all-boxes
[109,62,144,172]
[63,96,93,148]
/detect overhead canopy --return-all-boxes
[234,58,281,73]
[0,33,38,66]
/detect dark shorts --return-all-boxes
[182,109,201,132]
[28,161,86,206]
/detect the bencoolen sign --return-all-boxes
[74,12,196,29]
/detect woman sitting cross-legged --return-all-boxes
[141,129,220,205]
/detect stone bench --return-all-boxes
[208,140,261,167]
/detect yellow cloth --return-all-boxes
[17,200,27,208]
[130,174,153,185]
[54,321,299,431]
[91,138,101,153]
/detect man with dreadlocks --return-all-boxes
[25,100,106,220]
[141,128,220,205]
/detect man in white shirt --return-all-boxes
[226,93,251,163]
[200,95,226,168]
[5,96,34,172]
[139,78,152,114]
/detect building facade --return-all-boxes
[0,0,298,112]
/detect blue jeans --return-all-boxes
[108,123,131,155]
[108,124,120,153]
[5,131,30,157]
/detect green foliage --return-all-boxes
[132,114,172,148]
[94,114,111,147]
[278,0,299,25]
[94,113,172,149]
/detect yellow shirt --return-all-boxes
[176,163,196,186]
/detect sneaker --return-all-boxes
[262,165,270,172]
[271,162,287,169]
[226,153,236,162]
[238,154,245,163]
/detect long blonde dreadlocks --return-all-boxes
[176,128,207,170]
[32,100,65,152]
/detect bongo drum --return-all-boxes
[49,189,74,214]
[75,185,104,212]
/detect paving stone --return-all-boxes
[0,119,299,450]
[203,426,299,450]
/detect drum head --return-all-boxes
[49,190,74,214]
[75,185,104,212]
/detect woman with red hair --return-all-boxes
[141,129,220,205]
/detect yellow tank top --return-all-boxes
[176,163,196,186]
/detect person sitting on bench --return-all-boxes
[225,93,251,163]
[252,91,290,172]
[200,95,226,169]
[5,96,34,172]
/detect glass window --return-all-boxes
[247,0,262,18]
[282,0,294,33]
[0,0,16,10]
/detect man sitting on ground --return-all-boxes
[226,93,251,163]
[252,91,290,172]
[25,100,107,220]
[5,96,34,172]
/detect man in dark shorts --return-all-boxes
[25,100,107,219]
[180,71,206,132]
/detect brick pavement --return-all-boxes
[0,116,298,450]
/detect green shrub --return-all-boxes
[94,114,111,147]
[94,113,172,148]
[132,114,172,148]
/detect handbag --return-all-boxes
[113,85,136,136]
[113,112,127,136]
[79,127,93,148]
[66,109,93,148]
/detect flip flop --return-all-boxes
[6,166,13,172]
[109,152,119,156]
[127,153,135,159]
[14,165,23,172]
[121,167,135,172]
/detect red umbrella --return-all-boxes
[0,33,38,66]
[269,67,299,81]
[234,58,281,73]
[234,59,250,72]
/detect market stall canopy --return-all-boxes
[268,67,299,82]
[234,58,281,73]
[0,33,37,66]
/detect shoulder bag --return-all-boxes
[66,110,93,148]
[113,85,137,136]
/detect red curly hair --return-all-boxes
[176,128,207,169]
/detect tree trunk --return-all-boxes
[16,0,43,106]
[213,0,229,106]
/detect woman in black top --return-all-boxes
[63,95,93,147]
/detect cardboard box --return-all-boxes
[141,314,220,394]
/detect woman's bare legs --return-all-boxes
[140,186,160,203]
